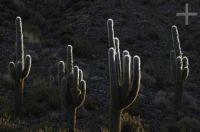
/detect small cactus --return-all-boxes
[8,17,32,113]
[107,19,141,132]
[170,25,189,112]
[58,45,86,132]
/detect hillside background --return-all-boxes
[0,0,199,131]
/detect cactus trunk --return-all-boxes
[69,107,77,132]
[110,109,122,132]
[174,79,183,110]
[14,79,24,113]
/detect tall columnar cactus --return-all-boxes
[170,25,189,111]
[107,19,141,132]
[58,45,86,132]
[8,17,32,113]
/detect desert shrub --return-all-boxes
[22,78,61,116]
[101,127,109,132]
[31,126,67,132]
[121,113,145,132]
[1,74,14,90]
[23,24,42,44]
[125,98,141,116]
[0,96,11,114]
[0,114,22,132]
[161,117,200,132]
[154,91,173,111]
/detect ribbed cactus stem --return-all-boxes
[15,16,24,65]
[107,19,141,132]
[107,19,115,48]
[58,61,65,86]
[8,17,32,113]
[170,25,189,112]
[59,45,86,132]
[171,25,182,57]
[66,45,73,76]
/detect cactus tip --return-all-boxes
[107,18,114,24]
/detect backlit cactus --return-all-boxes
[170,25,189,111]
[58,45,86,132]
[8,17,32,113]
[107,19,141,132]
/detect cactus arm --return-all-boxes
[58,61,65,86]
[66,73,74,104]
[71,66,81,105]
[171,25,182,57]
[176,57,183,83]
[182,56,189,80]
[107,19,115,48]
[108,48,119,108]
[114,37,120,52]
[22,55,32,79]
[58,61,65,74]
[123,56,141,109]
[15,16,24,64]
[66,45,73,76]
[121,54,131,106]
[114,37,122,84]
[61,76,67,105]
[182,67,189,81]
[77,80,86,108]
[79,69,83,82]
[73,66,80,93]
[8,62,16,80]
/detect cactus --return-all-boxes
[58,45,86,132]
[8,17,32,113]
[107,19,141,132]
[170,25,189,112]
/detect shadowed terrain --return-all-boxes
[0,0,199,131]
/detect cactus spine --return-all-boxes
[8,17,32,113]
[58,45,86,132]
[170,25,189,112]
[107,19,141,132]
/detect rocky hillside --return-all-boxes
[0,0,200,131]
